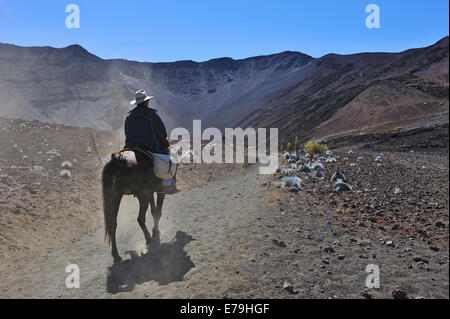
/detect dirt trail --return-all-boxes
[0,164,269,298]
[1,156,448,299]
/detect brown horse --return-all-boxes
[102,150,165,263]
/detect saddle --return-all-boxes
[124,146,178,180]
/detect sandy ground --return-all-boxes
[0,164,268,298]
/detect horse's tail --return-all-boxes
[102,153,126,245]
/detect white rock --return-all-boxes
[59,169,71,178]
[61,161,73,169]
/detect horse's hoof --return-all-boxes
[149,236,161,247]
[113,256,122,264]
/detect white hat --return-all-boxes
[130,90,154,105]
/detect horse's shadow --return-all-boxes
[106,231,195,294]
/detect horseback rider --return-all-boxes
[124,90,179,194]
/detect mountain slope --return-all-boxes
[0,44,311,131]
[236,37,449,143]
[0,37,448,142]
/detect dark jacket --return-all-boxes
[124,105,170,154]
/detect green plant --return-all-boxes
[294,136,300,152]
[304,139,328,155]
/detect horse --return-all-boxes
[102,149,165,263]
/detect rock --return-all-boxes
[349,163,358,167]
[331,170,348,184]
[435,221,445,228]
[337,255,346,260]
[374,156,383,162]
[357,157,364,161]
[288,187,299,193]
[335,182,351,192]
[324,246,335,253]
[392,289,408,299]
[348,150,354,154]
[412,255,422,262]
[413,255,428,264]
[316,170,325,179]
[283,281,298,294]
[310,162,324,171]
[429,246,439,251]
[273,239,287,248]
[281,176,301,189]
[386,240,395,247]
[61,161,73,169]
[59,169,71,178]
[325,157,336,163]
[361,290,373,299]
[300,164,311,172]
[280,167,294,175]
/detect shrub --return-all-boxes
[286,142,292,153]
[391,126,404,132]
[304,139,328,155]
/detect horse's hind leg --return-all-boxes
[150,192,165,240]
[107,194,123,263]
[137,195,151,245]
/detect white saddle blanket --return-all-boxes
[151,152,178,180]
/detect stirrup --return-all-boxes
[157,185,180,195]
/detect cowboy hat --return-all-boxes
[130,90,154,105]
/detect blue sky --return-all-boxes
[0,0,448,62]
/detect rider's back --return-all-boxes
[124,105,169,154]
